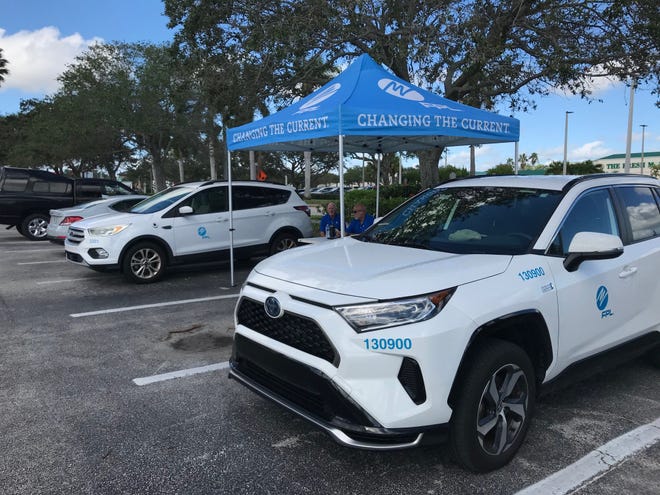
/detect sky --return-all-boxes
[1,0,658,172]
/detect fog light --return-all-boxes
[88,248,109,259]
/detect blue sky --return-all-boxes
[1,0,658,171]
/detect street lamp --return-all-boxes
[640,124,647,175]
[562,111,573,175]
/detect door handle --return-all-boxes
[216,218,229,222]
[161,225,172,230]
[618,266,638,279]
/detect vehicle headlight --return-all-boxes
[88,224,129,236]
[335,288,455,333]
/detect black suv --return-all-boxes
[0,166,138,240]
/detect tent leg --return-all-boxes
[376,154,381,218]
[228,151,235,287]
[339,135,345,237]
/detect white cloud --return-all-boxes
[0,27,102,93]
[571,140,614,161]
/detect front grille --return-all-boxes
[232,334,375,426]
[67,227,85,244]
[236,297,338,366]
[66,251,83,263]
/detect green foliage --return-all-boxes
[0,47,8,86]
[545,160,603,175]
[650,164,660,178]
[438,165,470,182]
[486,164,515,175]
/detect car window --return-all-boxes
[549,188,619,255]
[233,186,290,210]
[102,181,135,196]
[177,187,228,215]
[76,180,102,198]
[110,198,146,212]
[130,187,194,214]
[1,171,30,192]
[30,178,71,194]
[615,186,660,242]
[364,186,562,255]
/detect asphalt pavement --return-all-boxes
[0,227,658,494]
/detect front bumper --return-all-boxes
[64,227,122,268]
[229,333,448,449]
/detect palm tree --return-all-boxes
[519,153,528,170]
[530,152,539,167]
[0,48,9,86]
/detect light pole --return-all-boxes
[562,111,573,175]
[640,124,647,175]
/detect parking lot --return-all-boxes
[0,226,658,494]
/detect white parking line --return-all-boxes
[70,293,239,318]
[17,260,66,265]
[37,277,99,285]
[515,417,660,495]
[133,361,230,386]
[6,248,63,253]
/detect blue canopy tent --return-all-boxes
[225,54,520,283]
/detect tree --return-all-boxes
[165,0,660,188]
[545,160,602,175]
[0,47,8,87]
[486,164,515,175]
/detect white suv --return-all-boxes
[64,181,313,283]
[229,174,660,472]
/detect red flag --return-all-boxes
[257,169,267,181]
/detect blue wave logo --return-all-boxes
[596,286,609,311]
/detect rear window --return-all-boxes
[233,186,291,210]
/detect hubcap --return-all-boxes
[276,238,296,252]
[28,218,48,238]
[130,248,162,279]
[476,363,528,456]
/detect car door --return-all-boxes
[609,185,660,339]
[169,186,229,256]
[231,186,289,247]
[546,187,645,368]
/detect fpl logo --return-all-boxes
[378,78,424,101]
[596,285,613,318]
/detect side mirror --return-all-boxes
[563,232,623,272]
[178,205,193,215]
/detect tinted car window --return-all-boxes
[549,188,619,255]
[233,186,290,210]
[365,186,562,255]
[102,181,135,196]
[616,186,660,242]
[110,198,146,212]
[179,187,228,215]
[1,171,30,192]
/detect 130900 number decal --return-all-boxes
[364,338,412,350]
[518,267,545,281]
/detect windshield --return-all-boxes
[129,186,193,214]
[361,186,562,255]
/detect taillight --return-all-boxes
[61,216,83,225]
[294,205,311,217]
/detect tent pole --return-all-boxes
[514,142,519,175]
[339,136,345,237]
[304,151,312,199]
[228,151,235,287]
[376,154,381,218]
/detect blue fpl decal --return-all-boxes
[197,226,209,239]
[596,285,613,318]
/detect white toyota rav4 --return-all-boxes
[64,181,313,283]
[229,174,660,472]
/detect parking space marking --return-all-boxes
[515,416,660,495]
[133,361,230,386]
[6,248,64,253]
[37,277,101,285]
[70,293,239,318]
[17,260,66,265]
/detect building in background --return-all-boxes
[594,152,660,174]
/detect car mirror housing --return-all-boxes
[563,232,624,272]
[178,205,193,215]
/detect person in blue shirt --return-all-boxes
[319,202,342,238]
[345,202,374,235]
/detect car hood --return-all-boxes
[253,237,512,300]
[73,212,136,229]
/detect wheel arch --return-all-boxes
[118,235,173,272]
[268,226,304,245]
[448,310,553,407]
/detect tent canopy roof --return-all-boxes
[227,54,519,153]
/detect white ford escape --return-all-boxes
[64,181,313,283]
[229,174,660,472]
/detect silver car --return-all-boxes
[47,195,148,243]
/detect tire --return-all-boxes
[21,213,49,241]
[122,242,166,284]
[269,232,299,256]
[449,338,536,472]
